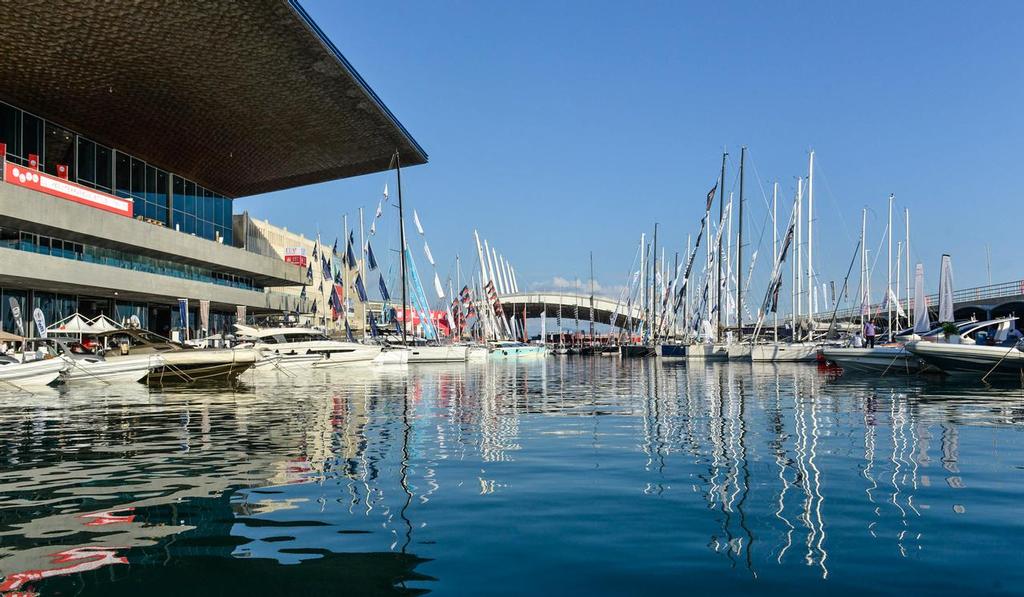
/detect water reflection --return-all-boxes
[1,359,1023,594]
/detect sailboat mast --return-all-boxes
[343,212,349,333]
[887,193,893,342]
[860,207,867,330]
[716,150,727,342]
[795,177,803,326]
[396,151,408,346]
[905,208,911,329]
[772,181,778,342]
[737,146,745,337]
[652,223,658,345]
[807,150,814,325]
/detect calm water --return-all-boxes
[1,359,1023,595]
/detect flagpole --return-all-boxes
[396,151,408,347]
[360,206,366,339]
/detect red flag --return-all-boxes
[56,164,68,179]
[28,154,39,169]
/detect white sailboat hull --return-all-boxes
[466,346,489,361]
[726,344,752,360]
[686,344,729,360]
[750,343,819,362]
[407,345,468,363]
[489,345,548,359]
[310,344,383,367]
[373,348,410,365]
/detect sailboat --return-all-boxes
[727,147,752,360]
[823,197,920,374]
[750,151,819,362]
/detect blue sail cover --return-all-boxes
[405,248,437,340]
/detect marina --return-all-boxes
[2,0,1023,595]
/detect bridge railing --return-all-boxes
[827,279,1024,321]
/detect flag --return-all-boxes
[354,274,368,303]
[312,242,318,260]
[311,298,318,314]
[346,231,356,267]
[413,210,424,235]
[705,183,717,211]
[299,285,307,300]
[383,183,389,201]
[321,255,332,280]
[433,272,445,299]
[330,284,341,313]
[379,275,391,301]
[374,200,384,220]
[345,319,355,342]
[306,263,313,283]
[424,241,435,266]
[369,312,380,337]
[331,237,338,257]
[460,285,471,305]
[366,241,378,270]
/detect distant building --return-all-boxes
[0,1,426,337]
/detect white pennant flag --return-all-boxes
[413,210,424,235]
[434,272,445,299]
[888,288,907,319]
[374,200,383,219]
[383,183,389,201]
[424,241,435,266]
[369,220,376,236]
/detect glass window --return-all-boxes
[172,175,184,214]
[0,101,21,158]
[22,113,42,161]
[130,157,145,198]
[114,151,131,198]
[77,138,96,185]
[44,123,75,179]
[95,144,112,191]
[184,180,196,214]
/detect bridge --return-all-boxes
[829,279,1024,323]
[498,292,645,328]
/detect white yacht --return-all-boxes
[488,341,548,359]
[235,325,381,368]
[905,317,1022,376]
[406,343,469,363]
[95,329,257,383]
[0,353,69,389]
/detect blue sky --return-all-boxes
[238,1,1024,309]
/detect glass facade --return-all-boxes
[0,227,260,291]
[0,99,232,244]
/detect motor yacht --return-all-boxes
[96,329,257,383]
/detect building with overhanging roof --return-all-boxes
[0,0,425,337]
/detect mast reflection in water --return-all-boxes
[1,359,1023,595]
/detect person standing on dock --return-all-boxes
[864,320,877,348]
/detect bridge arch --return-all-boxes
[991,301,1024,321]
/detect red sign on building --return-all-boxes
[3,162,133,217]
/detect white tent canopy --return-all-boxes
[89,314,123,332]
[47,313,97,334]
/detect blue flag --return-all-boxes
[306,264,313,283]
[346,231,357,267]
[345,319,355,342]
[334,269,341,285]
[331,237,338,257]
[299,285,307,300]
[378,275,391,301]
[311,298,318,314]
[366,241,378,270]
[321,255,332,280]
[312,242,318,260]
[354,274,368,303]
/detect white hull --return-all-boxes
[373,348,410,365]
[489,345,548,360]
[686,344,730,361]
[310,344,383,367]
[0,358,68,389]
[254,352,322,370]
[906,341,1024,376]
[822,346,918,374]
[408,345,468,363]
[466,346,489,361]
[727,344,752,360]
[750,343,819,362]
[62,355,162,384]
